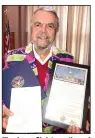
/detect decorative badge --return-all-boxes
[70,120,76,125]
[11,76,24,88]
[60,116,66,122]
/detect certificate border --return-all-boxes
[42,61,90,132]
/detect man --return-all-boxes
[3,6,90,133]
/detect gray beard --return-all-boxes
[34,43,52,51]
[33,39,54,51]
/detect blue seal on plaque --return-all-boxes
[3,60,46,108]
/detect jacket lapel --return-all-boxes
[25,43,38,77]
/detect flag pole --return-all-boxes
[4,9,9,25]
[3,9,10,69]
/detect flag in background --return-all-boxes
[3,20,10,68]
[4,20,10,55]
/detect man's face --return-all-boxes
[31,10,57,50]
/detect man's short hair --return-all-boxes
[33,6,59,32]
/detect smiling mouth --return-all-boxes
[38,34,48,39]
[38,37,48,40]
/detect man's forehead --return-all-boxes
[33,10,56,23]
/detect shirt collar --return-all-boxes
[33,45,52,65]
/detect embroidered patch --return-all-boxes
[48,60,53,69]
[43,126,53,133]
[53,47,72,56]
[25,44,33,53]
[7,54,24,62]
[11,76,24,88]
[32,68,38,76]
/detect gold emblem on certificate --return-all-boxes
[11,76,24,88]
[60,116,66,122]
[70,120,76,125]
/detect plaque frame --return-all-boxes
[42,61,90,131]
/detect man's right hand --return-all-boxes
[2,104,14,129]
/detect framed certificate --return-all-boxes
[42,61,90,131]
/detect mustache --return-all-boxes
[37,32,50,39]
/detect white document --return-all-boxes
[6,86,42,133]
[45,64,88,128]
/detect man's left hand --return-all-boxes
[67,120,90,133]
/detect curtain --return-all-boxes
[27,6,90,65]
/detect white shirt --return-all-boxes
[33,45,52,65]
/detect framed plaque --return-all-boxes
[3,60,43,133]
[42,61,90,131]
